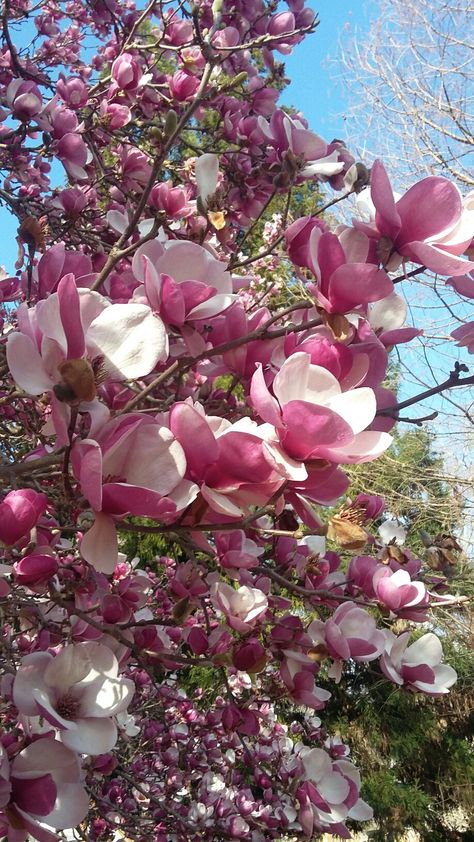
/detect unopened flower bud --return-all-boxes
[164,109,178,138]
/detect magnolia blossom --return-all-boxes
[251,352,392,464]
[132,238,235,324]
[6,79,42,120]
[7,275,167,408]
[258,110,351,181]
[13,642,135,754]
[355,159,474,276]
[306,229,393,314]
[0,737,88,842]
[0,489,47,546]
[211,582,268,633]
[279,649,331,710]
[308,602,386,663]
[168,401,292,519]
[372,567,428,619]
[298,747,373,837]
[72,414,197,572]
[215,530,264,572]
[380,631,457,695]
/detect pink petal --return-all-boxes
[71,439,103,511]
[403,240,474,276]
[188,293,235,319]
[281,400,354,460]
[317,772,350,805]
[80,513,118,574]
[102,483,176,520]
[169,402,219,479]
[404,632,442,667]
[159,273,186,325]
[250,364,282,427]
[57,274,85,359]
[317,232,346,282]
[446,273,474,298]
[13,653,53,716]
[326,431,392,464]
[328,388,376,435]
[371,159,401,238]
[397,177,462,244]
[11,773,56,817]
[328,264,393,311]
[41,782,89,830]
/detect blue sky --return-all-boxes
[282,1,376,139]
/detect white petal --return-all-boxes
[327,387,376,434]
[61,717,118,754]
[370,292,407,332]
[86,304,168,379]
[7,333,53,395]
[195,153,219,205]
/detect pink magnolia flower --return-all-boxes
[7,273,167,401]
[0,737,88,841]
[169,69,200,102]
[25,242,95,299]
[0,489,47,546]
[13,553,58,588]
[306,230,393,314]
[279,649,331,710]
[372,567,428,619]
[168,401,291,519]
[267,11,299,54]
[56,132,90,181]
[258,110,352,181]
[97,98,132,129]
[250,352,392,464]
[6,79,42,120]
[380,631,457,695]
[149,181,193,218]
[132,239,234,324]
[308,602,386,662]
[211,582,268,633]
[72,413,197,572]
[56,75,88,109]
[355,160,474,276]
[297,747,373,837]
[13,642,135,754]
[51,187,88,218]
[111,52,142,90]
[215,530,264,572]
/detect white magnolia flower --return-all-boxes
[13,642,135,754]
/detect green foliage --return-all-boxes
[321,651,474,841]
[348,426,461,555]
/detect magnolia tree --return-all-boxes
[0,0,473,840]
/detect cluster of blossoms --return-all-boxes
[0,0,472,839]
